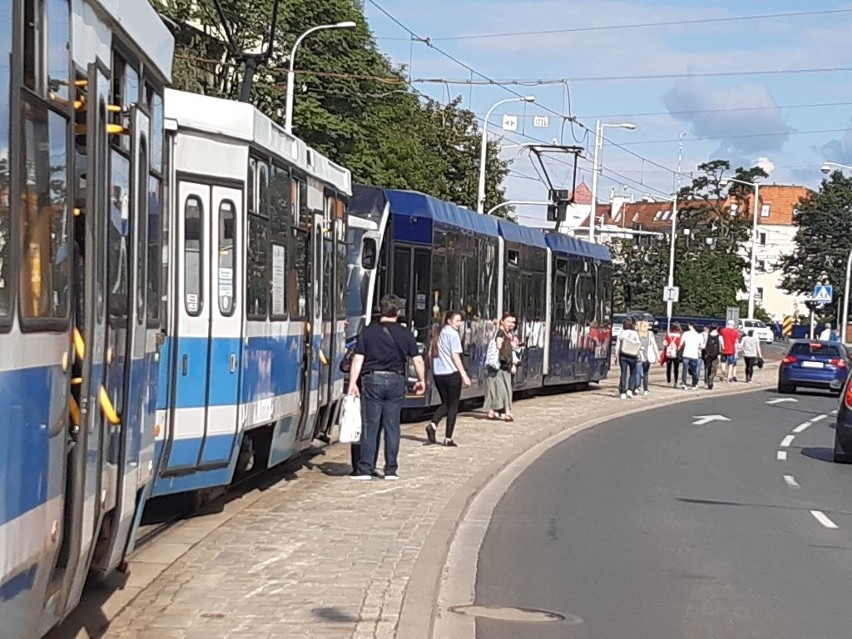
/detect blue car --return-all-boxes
[778,340,850,395]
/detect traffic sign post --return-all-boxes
[726,306,740,323]
[813,284,833,304]
[663,286,680,303]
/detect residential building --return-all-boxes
[575,184,812,321]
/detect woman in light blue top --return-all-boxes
[426,311,471,446]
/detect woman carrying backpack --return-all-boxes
[615,318,641,399]
[662,322,683,387]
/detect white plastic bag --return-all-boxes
[339,395,362,444]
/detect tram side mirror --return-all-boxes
[362,238,378,269]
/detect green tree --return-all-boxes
[611,159,766,317]
[778,170,852,322]
[153,0,512,214]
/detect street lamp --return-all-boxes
[821,161,852,174]
[588,120,637,243]
[721,177,760,319]
[477,96,536,214]
[284,20,357,134]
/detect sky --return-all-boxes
[361,0,852,226]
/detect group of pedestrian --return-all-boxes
[640,318,764,394]
[614,318,660,398]
[346,294,520,480]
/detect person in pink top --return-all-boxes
[719,319,741,382]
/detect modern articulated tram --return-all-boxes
[347,186,613,408]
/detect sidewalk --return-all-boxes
[66,362,779,639]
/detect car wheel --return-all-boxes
[778,384,795,394]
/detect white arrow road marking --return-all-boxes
[780,435,796,448]
[692,415,731,426]
[793,422,812,434]
[777,450,788,461]
[810,510,839,529]
[767,398,799,405]
[783,475,800,488]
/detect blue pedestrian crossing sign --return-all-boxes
[813,284,833,303]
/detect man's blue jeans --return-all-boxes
[681,357,700,387]
[357,372,406,476]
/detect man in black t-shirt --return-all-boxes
[348,294,425,480]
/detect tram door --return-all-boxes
[91,105,152,574]
[163,183,242,471]
[296,213,324,442]
[392,246,431,341]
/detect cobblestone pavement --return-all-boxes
[86,364,777,639]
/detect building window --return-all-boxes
[756,287,764,302]
[759,232,767,246]
[757,260,766,272]
[761,203,770,217]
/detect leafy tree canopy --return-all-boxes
[612,159,772,318]
[778,170,852,322]
[153,0,512,217]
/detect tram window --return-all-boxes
[462,249,478,319]
[183,196,203,317]
[479,239,496,319]
[431,249,447,318]
[248,159,256,215]
[218,201,236,316]
[46,0,70,102]
[290,227,308,318]
[20,102,70,321]
[148,87,164,174]
[148,176,162,324]
[336,216,347,321]
[246,214,268,319]
[322,239,333,317]
[23,0,42,92]
[257,161,269,215]
[392,246,411,316]
[135,137,148,325]
[269,167,289,320]
[0,0,11,321]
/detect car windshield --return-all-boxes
[789,343,844,358]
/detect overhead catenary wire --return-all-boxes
[420,8,852,42]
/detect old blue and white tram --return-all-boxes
[0,0,173,635]
[348,186,613,407]
[151,90,351,498]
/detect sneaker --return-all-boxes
[733,377,738,383]
[626,390,633,398]
[425,423,437,444]
[384,473,400,481]
[444,438,458,447]
[620,393,627,400]
[349,474,373,481]
[680,384,687,390]
[643,390,650,396]
[689,385,697,391]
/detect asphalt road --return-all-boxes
[475,387,852,639]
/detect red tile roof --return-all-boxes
[576,184,812,232]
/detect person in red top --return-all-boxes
[662,322,683,387]
[719,319,741,382]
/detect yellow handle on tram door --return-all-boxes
[98,385,121,426]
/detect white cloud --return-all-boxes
[755,156,775,174]
[821,126,852,164]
